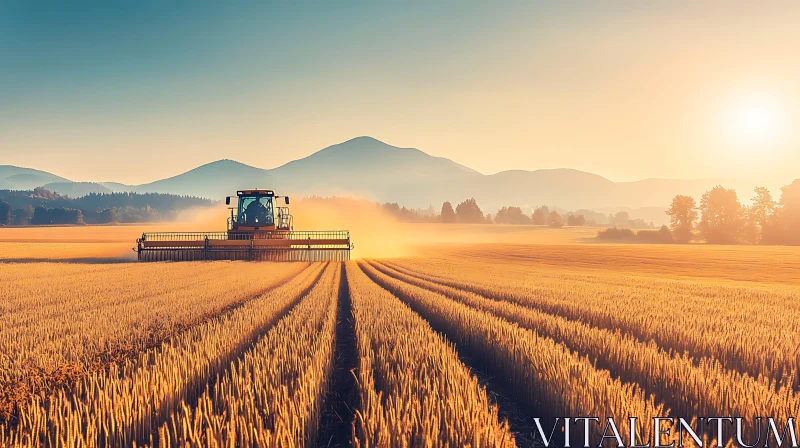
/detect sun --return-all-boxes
[722,92,787,151]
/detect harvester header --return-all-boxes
[135,190,351,262]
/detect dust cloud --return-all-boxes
[172,205,231,231]
[173,198,424,258]
[292,198,410,259]
[290,197,541,259]
[168,199,422,258]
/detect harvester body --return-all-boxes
[135,190,351,261]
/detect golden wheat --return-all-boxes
[1,237,796,447]
[0,263,326,447]
[346,262,516,447]
[384,255,800,389]
[357,261,667,446]
[368,259,800,440]
[159,263,340,447]
[417,243,800,285]
[0,261,307,421]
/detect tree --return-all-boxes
[609,211,632,228]
[698,186,744,244]
[495,206,532,225]
[778,179,800,245]
[751,187,776,228]
[742,186,775,243]
[532,206,549,225]
[739,206,759,245]
[566,214,585,226]
[455,198,485,223]
[12,205,34,225]
[82,208,119,224]
[31,206,85,225]
[0,201,10,225]
[440,202,456,223]
[665,195,698,243]
[33,187,59,200]
[548,210,564,228]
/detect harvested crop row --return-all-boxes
[0,263,327,448]
[0,262,133,283]
[385,257,800,388]
[0,261,308,422]
[160,263,341,446]
[357,262,665,446]
[422,244,800,286]
[388,255,800,314]
[346,263,516,447]
[368,260,800,440]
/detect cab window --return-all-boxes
[238,196,274,226]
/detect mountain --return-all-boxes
[133,159,274,199]
[270,136,481,203]
[99,182,135,193]
[0,166,70,190]
[44,182,112,197]
[1,138,774,213]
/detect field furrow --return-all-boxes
[346,263,517,447]
[159,263,340,446]
[384,257,800,388]
[357,261,668,447]
[0,262,326,447]
[316,264,359,447]
[368,259,800,439]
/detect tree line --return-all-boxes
[380,197,655,228]
[665,179,800,245]
[439,200,595,227]
[0,188,214,226]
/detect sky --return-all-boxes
[1,1,798,186]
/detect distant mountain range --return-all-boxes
[1,136,766,222]
[0,166,70,191]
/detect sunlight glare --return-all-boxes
[722,91,787,152]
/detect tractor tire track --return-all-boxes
[316,263,359,447]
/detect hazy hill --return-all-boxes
[475,169,616,212]
[133,159,274,199]
[270,136,481,203]
[0,166,70,190]
[44,182,112,197]
[100,182,135,193]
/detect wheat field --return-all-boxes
[0,238,798,447]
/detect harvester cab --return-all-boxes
[135,189,351,262]
[227,190,292,232]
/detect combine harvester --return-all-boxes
[135,189,352,261]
